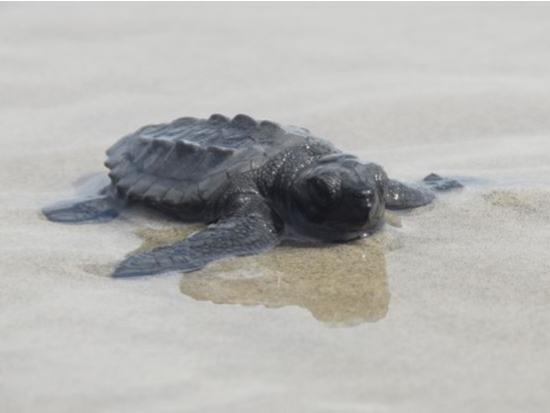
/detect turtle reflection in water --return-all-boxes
[137,224,394,326]
[43,114,461,277]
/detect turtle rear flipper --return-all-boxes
[113,211,280,277]
[42,192,124,223]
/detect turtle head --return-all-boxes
[287,155,388,242]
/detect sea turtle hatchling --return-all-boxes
[43,114,461,277]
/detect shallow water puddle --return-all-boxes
[136,224,395,327]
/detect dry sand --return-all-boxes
[1,3,550,412]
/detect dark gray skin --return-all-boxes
[43,114,461,277]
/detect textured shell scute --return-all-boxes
[105,114,306,208]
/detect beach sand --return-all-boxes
[1,3,549,412]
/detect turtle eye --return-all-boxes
[307,176,339,207]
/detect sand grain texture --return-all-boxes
[1,4,550,413]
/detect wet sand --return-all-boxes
[1,3,550,412]
[136,225,393,326]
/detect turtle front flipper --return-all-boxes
[42,189,124,223]
[113,211,280,277]
[422,173,464,192]
[385,174,463,210]
[384,179,435,210]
